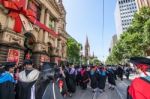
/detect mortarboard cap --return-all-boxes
[24,60,33,65]
[129,57,150,71]
[4,62,16,70]
[4,62,16,67]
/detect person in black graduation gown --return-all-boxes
[16,60,40,99]
[117,66,124,80]
[75,66,81,86]
[97,67,107,92]
[89,66,98,92]
[80,65,89,90]
[107,67,116,90]
[0,62,16,99]
[34,62,64,99]
[54,66,68,97]
[65,64,76,96]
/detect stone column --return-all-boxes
[55,20,59,33]
[64,45,67,58]
[43,10,50,43]
[145,0,149,6]
[58,40,61,57]
[45,10,50,26]
[39,6,46,42]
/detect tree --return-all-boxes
[89,57,101,65]
[106,7,150,64]
[67,38,81,64]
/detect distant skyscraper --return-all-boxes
[136,0,150,11]
[115,0,137,39]
[109,34,118,53]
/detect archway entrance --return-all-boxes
[24,33,36,60]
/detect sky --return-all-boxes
[63,0,117,61]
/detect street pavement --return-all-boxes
[65,78,132,99]
[65,85,121,99]
[115,79,131,99]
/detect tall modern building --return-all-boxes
[115,0,137,39]
[136,0,150,11]
[109,34,118,53]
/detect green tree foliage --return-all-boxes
[106,7,150,64]
[89,57,101,65]
[67,37,81,64]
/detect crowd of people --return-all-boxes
[0,60,133,99]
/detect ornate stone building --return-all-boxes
[0,0,68,65]
[136,0,150,11]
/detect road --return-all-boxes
[65,79,131,99]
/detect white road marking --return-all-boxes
[92,92,97,99]
[115,87,124,99]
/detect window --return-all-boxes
[28,1,41,21]
[36,7,41,21]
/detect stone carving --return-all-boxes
[4,32,23,47]
[41,45,47,51]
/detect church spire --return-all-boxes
[58,0,62,4]
[85,35,90,47]
[93,52,95,58]
[85,35,90,63]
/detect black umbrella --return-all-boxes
[129,57,150,65]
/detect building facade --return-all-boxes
[109,34,117,53]
[0,0,68,65]
[136,0,150,10]
[115,0,137,39]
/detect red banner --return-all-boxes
[40,55,50,62]
[7,49,20,64]
[28,1,37,14]
[0,0,58,37]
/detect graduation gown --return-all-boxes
[97,70,107,89]
[16,81,36,99]
[0,72,15,99]
[65,68,76,93]
[80,70,89,89]
[107,70,116,86]
[16,69,39,99]
[117,67,124,80]
[127,77,150,99]
[76,69,82,86]
[90,71,98,89]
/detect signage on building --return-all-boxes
[19,14,33,31]
[7,49,20,64]
[40,55,50,62]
